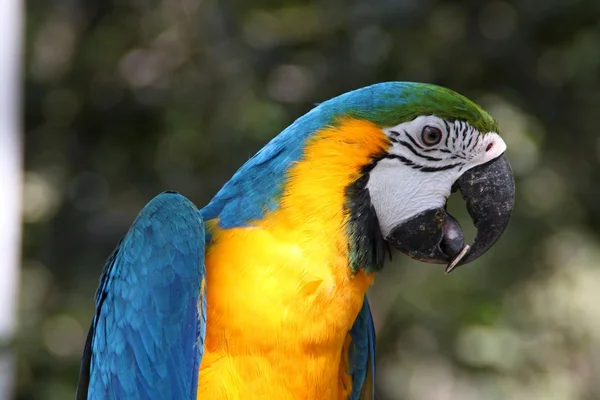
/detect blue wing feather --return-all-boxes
[76,192,206,400]
[348,295,376,400]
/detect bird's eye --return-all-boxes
[421,126,442,146]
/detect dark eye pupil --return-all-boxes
[422,126,442,145]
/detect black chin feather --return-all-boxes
[345,170,389,273]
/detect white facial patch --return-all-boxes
[366,115,507,237]
[367,158,456,236]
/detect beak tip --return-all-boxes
[444,244,470,273]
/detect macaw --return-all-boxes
[76,82,515,400]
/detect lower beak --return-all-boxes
[386,154,515,272]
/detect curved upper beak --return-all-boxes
[386,154,515,272]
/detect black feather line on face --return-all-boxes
[377,154,464,172]
[465,131,474,149]
[443,120,451,136]
[461,121,469,140]
[403,131,424,150]
[397,140,444,161]
[419,162,464,172]
[389,130,401,139]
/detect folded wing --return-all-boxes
[76,192,207,400]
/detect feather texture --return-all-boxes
[348,296,376,400]
[77,192,206,400]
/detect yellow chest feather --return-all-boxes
[197,224,373,399]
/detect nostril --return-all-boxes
[486,143,494,152]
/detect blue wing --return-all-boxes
[348,295,376,400]
[76,192,207,400]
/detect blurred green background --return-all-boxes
[21,0,600,399]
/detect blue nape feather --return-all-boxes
[76,192,207,400]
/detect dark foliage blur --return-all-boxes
[22,0,600,398]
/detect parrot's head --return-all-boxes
[204,81,514,274]
[340,82,515,273]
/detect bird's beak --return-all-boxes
[386,154,515,273]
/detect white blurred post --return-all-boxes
[0,0,23,398]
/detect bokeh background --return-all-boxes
[20,0,600,399]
